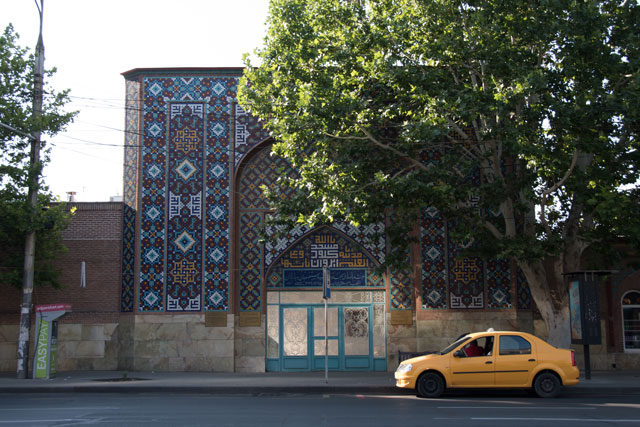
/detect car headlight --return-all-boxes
[396,363,413,373]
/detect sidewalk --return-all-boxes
[1,370,639,395]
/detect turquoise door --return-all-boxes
[280,304,375,371]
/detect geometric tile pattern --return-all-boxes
[166,103,204,311]
[417,146,528,311]
[239,212,263,311]
[516,267,532,310]
[486,258,513,309]
[484,205,513,309]
[264,222,311,268]
[388,212,413,310]
[238,144,295,210]
[333,221,386,265]
[123,79,140,207]
[418,206,533,310]
[234,103,270,169]
[390,266,413,310]
[447,223,485,309]
[137,75,236,312]
[121,79,139,312]
[421,206,448,309]
[121,204,136,312]
[447,165,486,309]
[266,227,383,289]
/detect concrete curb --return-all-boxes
[0,384,638,396]
[0,385,403,395]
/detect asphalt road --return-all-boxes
[1,391,639,426]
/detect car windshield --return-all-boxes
[439,336,471,355]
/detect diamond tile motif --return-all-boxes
[211,164,225,178]
[209,248,224,262]
[148,164,161,178]
[149,123,162,137]
[146,207,160,221]
[145,248,160,263]
[174,231,196,253]
[176,159,197,180]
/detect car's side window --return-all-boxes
[462,336,494,357]
[499,335,531,355]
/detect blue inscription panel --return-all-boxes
[283,269,366,287]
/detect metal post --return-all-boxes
[584,344,591,380]
[325,297,328,384]
[323,266,328,384]
[16,0,45,379]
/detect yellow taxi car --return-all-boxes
[395,330,579,398]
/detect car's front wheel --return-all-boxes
[533,372,561,398]
[417,372,445,398]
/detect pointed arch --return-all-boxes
[234,136,298,313]
[265,225,384,290]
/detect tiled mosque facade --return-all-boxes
[116,68,542,372]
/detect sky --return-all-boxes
[1,0,270,202]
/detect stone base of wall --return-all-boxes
[128,313,235,372]
[234,314,266,373]
[2,311,639,373]
[0,313,237,373]
[0,325,19,372]
[0,322,119,373]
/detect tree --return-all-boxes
[0,23,75,287]
[0,24,75,290]
[240,0,640,347]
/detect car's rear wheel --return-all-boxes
[533,372,561,398]
[417,372,445,398]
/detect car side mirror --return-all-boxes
[454,350,465,358]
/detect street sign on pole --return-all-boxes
[566,270,614,380]
[322,266,331,300]
[323,267,330,384]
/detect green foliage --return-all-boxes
[240,0,640,270]
[0,24,76,288]
[0,195,72,289]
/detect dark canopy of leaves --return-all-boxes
[240,0,640,269]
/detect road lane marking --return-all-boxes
[0,407,119,411]
[588,403,640,409]
[471,418,640,423]
[0,420,86,424]
[438,406,596,410]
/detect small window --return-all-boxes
[622,291,640,351]
[499,335,531,355]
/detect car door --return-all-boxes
[494,334,537,387]
[449,336,495,387]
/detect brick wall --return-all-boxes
[0,202,123,323]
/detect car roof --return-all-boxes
[465,330,536,339]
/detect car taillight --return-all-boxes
[571,350,576,366]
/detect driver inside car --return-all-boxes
[464,339,485,357]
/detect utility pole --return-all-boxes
[16,0,45,379]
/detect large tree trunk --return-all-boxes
[518,258,572,348]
